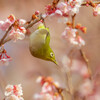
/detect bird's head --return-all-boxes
[45,48,57,65]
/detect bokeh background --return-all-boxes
[0,0,100,100]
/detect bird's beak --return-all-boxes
[53,59,58,65]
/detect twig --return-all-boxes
[25,15,43,29]
[72,14,76,28]
[81,1,100,7]
[0,37,11,47]
[52,0,60,7]
[71,12,92,80]
[80,49,92,80]
[0,24,13,46]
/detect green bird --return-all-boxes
[29,24,57,64]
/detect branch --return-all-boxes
[82,1,100,7]
[72,14,76,28]
[71,12,92,80]
[0,24,13,46]
[52,0,60,7]
[25,15,43,29]
[80,49,92,80]
[0,37,12,46]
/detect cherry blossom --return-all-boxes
[93,4,100,16]
[5,84,24,100]
[0,14,15,31]
[18,19,26,25]
[0,14,26,41]
[68,0,84,15]
[35,11,40,15]
[0,49,11,65]
[62,27,85,47]
[5,95,24,100]
[9,27,26,41]
[44,0,84,24]
[45,0,84,17]
[79,79,93,97]
[34,76,62,100]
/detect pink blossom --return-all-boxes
[45,5,56,15]
[5,84,23,96]
[0,14,26,42]
[34,93,62,100]
[93,4,100,16]
[18,19,26,25]
[5,84,24,100]
[0,14,15,31]
[68,0,84,15]
[57,2,69,14]
[36,76,42,83]
[9,27,26,41]
[0,21,4,30]
[79,79,93,97]
[0,50,11,65]
[34,76,62,100]
[42,14,47,19]
[80,65,90,78]
[55,10,63,16]
[0,21,11,31]
[62,27,85,47]
[35,11,40,15]
[76,36,85,47]
[19,27,26,33]
[87,91,100,100]
[5,95,24,100]
[45,0,83,22]
[7,14,15,24]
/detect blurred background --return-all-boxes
[0,0,100,100]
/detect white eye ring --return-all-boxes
[50,52,54,57]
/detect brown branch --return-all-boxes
[52,0,60,7]
[0,37,12,46]
[0,24,13,46]
[82,1,100,7]
[71,12,92,80]
[72,14,76,28]
[80,49,92,80]
[25,15,43,29]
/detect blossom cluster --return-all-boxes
[93,4,100,16]
[62,26,85,47]
[34,76,62,100]
[44,0,84,19]
[0,48,11,65]
[0,14,26,41]
[78,78,100,100]
[5,84,24,100]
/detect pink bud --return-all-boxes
[86,4,89,7]
[19,27,26,33]
[0,21,4,29]
[35,11,40,15]
[93,11,98,16]
[18,19,26,25]
[1,21,10,31]
[7,14,15,24]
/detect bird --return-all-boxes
[29,24,57,64]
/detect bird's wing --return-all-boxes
[29,28,50,51]
[38,29,50,45]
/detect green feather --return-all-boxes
[29,24,57,64]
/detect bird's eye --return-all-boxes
[50,52,54,57]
